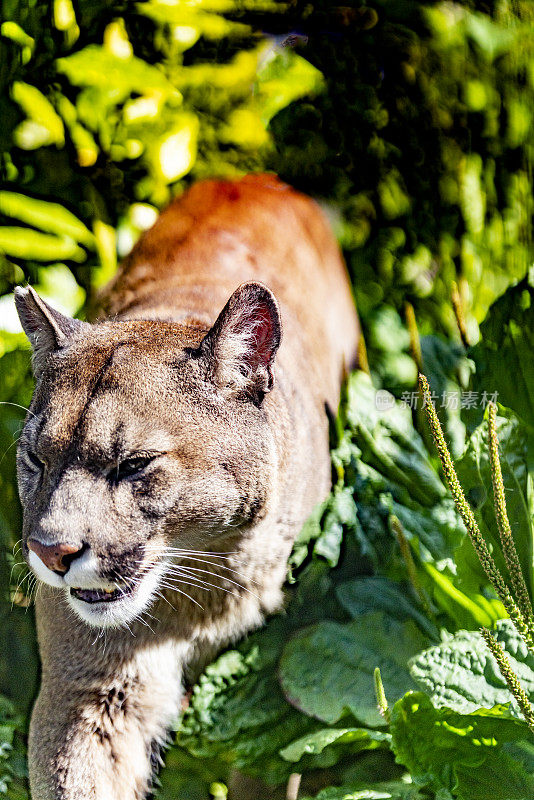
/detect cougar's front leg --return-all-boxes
[29,594,184,800]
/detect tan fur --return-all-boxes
[15,174,359,799]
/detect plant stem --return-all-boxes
[405,301,423,374]
[481,627,534,733]
[418,374,534,652]
[374,667,391,724]
[487,402,534,632]
[451,280,470,348]
[357,332,370,376]
[286,773,301,800]
[390,514,433,619]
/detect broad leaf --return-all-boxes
[279,611,429,727]
[391,692,534,800]
[336,577,439,640]
[346,373,446,508]
[280,726,390,766]
[300,782,426,800]
[471,281,534,433]
[409,619,534,717]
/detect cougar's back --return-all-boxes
[100,173,359,414]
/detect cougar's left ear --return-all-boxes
[200,282,282,402]
[14,286,89,379]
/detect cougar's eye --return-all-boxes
[110,455,155,482]
[25,450,45,472]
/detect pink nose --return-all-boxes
[27,539,83,573]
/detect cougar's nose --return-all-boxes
[27,539,85,574]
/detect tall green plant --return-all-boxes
[420,375,534,732]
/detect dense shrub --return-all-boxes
[0,2,533,798]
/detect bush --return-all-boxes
[0,2,533,798]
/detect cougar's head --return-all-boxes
[14,282,281,628]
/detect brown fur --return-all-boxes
[15,174,359,799]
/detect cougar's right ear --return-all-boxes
[14,286,89,379]
[199,282,282,403]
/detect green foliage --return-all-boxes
[0,696,28,799]
[336,577,439,640]
[390,692,533,800]
[471,281,534,433]
[279,613,429,727]
[410,619,534,718]
[300,782,425,800]
[0,1,533,798]
[267,0,534,337]
[0,0,319,299]
[175,367,534,796]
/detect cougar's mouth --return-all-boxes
[64,559,165,628]
[70,585,134,604]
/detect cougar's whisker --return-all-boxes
[153,589,179,614]
[133,613,156,635]
[163,569,243,597]
[163,554,249,577]
[160,572,243,599]
[146,544,242,562]
[162,567,247,598]
[156,581,204,610]
[12,538,23,556]
[0,401,36,417]
[158,575,212,594]
[9,558,27,585]
[11,568,32,607]
[0,436,22,465]
[165,565,258,599]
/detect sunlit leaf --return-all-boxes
[11,82,64,148]
[0,192,94,247]
[0,228,85,262]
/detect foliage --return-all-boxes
[0,696,27,799]
[390,692,534,800]
[0,1,533,799]
[265,0,534,340]
[471,281,534,433]
[172,362,534,798]
[410,619,534,717]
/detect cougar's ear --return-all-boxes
[14,286,88,379]
[200,282,282,402]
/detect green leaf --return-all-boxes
[301,782,426,800]
[346,372,446,507]
[279,611,430,727]
[313,488,358,567]
[279,727,390,764]
[255,47,324,125]
[11,81,64,148]
[465,10,519,60]
[410,619,534,717]
[391,494,465,565]
[336,577,439,640]
[0,192,94,246]
[471,281,534,433]
[177,628,319,784]
[391,691,534,800]
[418,560,504,630]
[0,228,86,262]
[57,45,179,99]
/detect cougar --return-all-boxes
[14,173,359,799]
